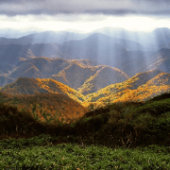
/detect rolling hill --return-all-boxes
[84,69,170,107]
[0,90,88,124]
[0,77,85,104]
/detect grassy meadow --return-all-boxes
[0,91,170,169]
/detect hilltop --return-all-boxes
[0,77,86,103]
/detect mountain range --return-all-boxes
[0,57,129,94]
[1,27,170,50]
[0,46,170,89]
[0,28,170,78]
[1,69,170,109]
[0,27,170,108]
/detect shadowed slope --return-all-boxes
[78,65,129,95]
[10,57,70,79]
[147,49,170,73]
[51,61,102,89]
[0,75,15,87]
[52,61,129,93]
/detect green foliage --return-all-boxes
[0,136,170,169]
[137,98,170,116]
[148,92,170,102]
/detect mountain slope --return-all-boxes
[84,69,170,106]
[0,75,15,87]
[78,65,129,95]
[51,60,129,92]
[0,90,88,124]
[1,69,170,110]
[59,33,155,76]
[9,57,70,79]
[0,44,35,65]
[147,48,170,73]
[52,62,102,90]
[0,77,85,103]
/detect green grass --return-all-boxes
[0,135,170,170]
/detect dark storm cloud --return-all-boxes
[0,0,170,15]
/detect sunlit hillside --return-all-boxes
[0,77,85,103]
[0,90,88,124]
[84,70,170,107]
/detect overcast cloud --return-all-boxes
[0,0,170,15]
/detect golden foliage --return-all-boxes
[0,91,88,124]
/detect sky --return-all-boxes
[0,0,170,33]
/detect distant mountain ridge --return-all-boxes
[0,31,90,45]
[94,27,170,51]
[0,29,37,38]
[1,31,170,77]
[1,27,170,50]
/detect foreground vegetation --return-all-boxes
[0,91,170,169]
[1,137,170,170]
